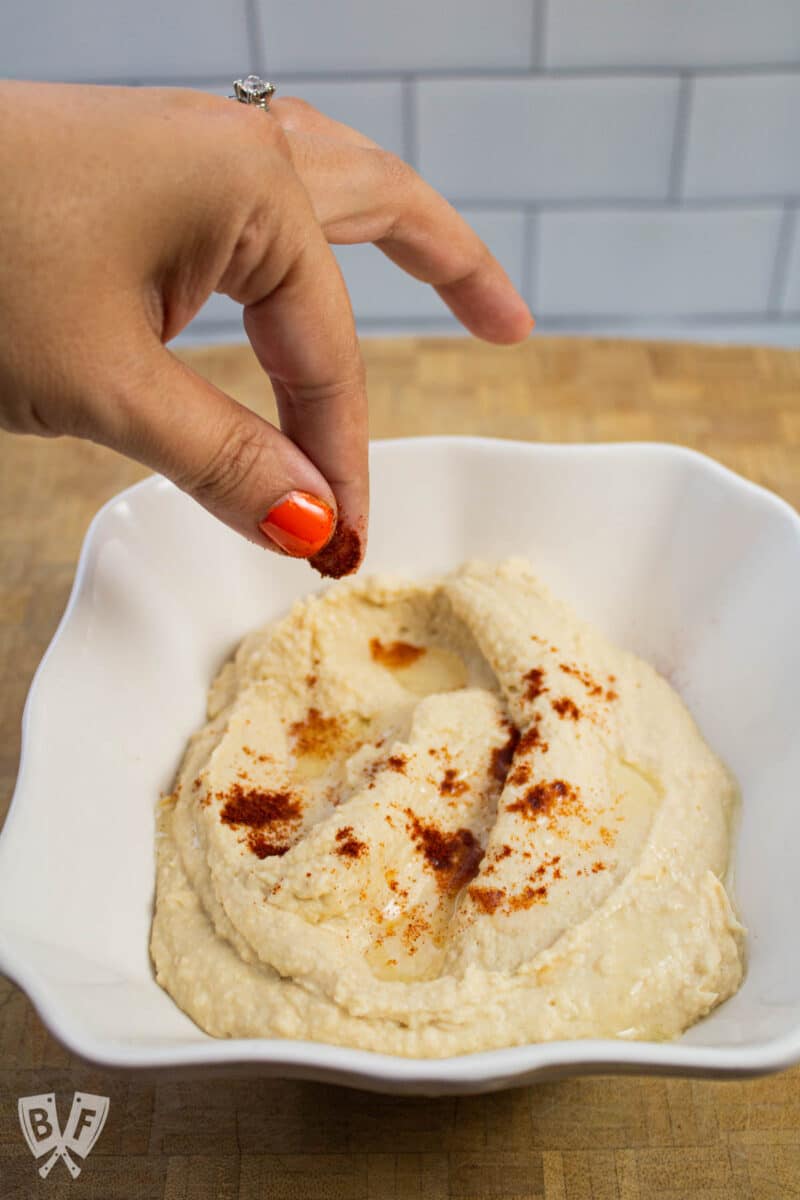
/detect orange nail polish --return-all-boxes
[258,491,335,557]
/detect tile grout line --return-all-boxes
[244,0,265,76]
[668,73,694,200]
[433,196,798,212]
[185,312,800,337]
[83,63,800,87]
[532,0,548,71]
[402,75,418,168]
[767,203,798,314]
[522,209,539,315]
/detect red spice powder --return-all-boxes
[439,768,468,798]
[289,707,345,759]
[219,786,301,827]
[530,853,561,882]
[517,720,549,756]
[405,811,484,894]
[523,667,547,702]
[218,784,302,859]
[484,844,514,876]
[508,779,582,821]
[369,637,426,669]
[559,662,603,697]
[468,886,505,914]
[401,906,431,953]
[489,722,521,787]
[335,825,368,860]
[248,836,291,860]
[470,852,561,914]
[551,696,581,721]
[384,870,408,900]
[365,752,407,789]
[508,761,531,787]
[507,883,549,911]
[309,522,362,579]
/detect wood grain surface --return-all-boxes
[1,336,799,1199]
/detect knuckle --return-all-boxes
[452,239,493,287]
[263,113,292,157]
[225,199,306,304]
[220,98,293,163]
[181,420,265,509]
[247,107,292,157]
[272,95,316,123]
[376,149,413,193]
[291,362,367,411]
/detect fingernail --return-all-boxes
[258,491,335,557]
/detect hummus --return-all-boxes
[151,558,744,1055]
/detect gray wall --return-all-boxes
[2,0,799,346]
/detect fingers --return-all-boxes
[0,84,369,572]
[94,344,340,558]
[379,166,535,344]
[281,128,533,344]
[270,97,533,345]
[267,374,366,578]
[220,125,369,575]
[271,95,380,150]
[242,276,368,577]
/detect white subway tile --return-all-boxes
[255,0,536,72]
[546,0,800,69]
[333,209,526,321]
[332,244,449,322]
[0,0,251,81]
[533,320,800,347]
[783,213,800,312]
[416,77,680,201]
[684,73,800,199]
[189,291,244,330]
[537,209,783,316]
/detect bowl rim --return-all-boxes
[2,436,800,1085]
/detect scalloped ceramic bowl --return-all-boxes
[1,438,800,1095]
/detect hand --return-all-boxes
[0,82,533,574]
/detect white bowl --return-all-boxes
[2,438,800,1095]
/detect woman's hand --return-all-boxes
[0,82,533,574]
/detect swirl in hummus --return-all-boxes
[151,558,745,1055]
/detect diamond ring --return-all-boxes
[231,75,276,112]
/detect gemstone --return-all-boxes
[240,75,267,98]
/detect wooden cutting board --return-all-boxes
[1,336,798,1199]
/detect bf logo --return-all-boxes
[18,1092,109,1178]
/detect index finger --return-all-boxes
[270,108,534,345]
[225,121,369,576]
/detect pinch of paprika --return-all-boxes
[258,490,335,557]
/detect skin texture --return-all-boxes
[0,83,533,569]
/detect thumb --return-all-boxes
[99,347,338,558]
